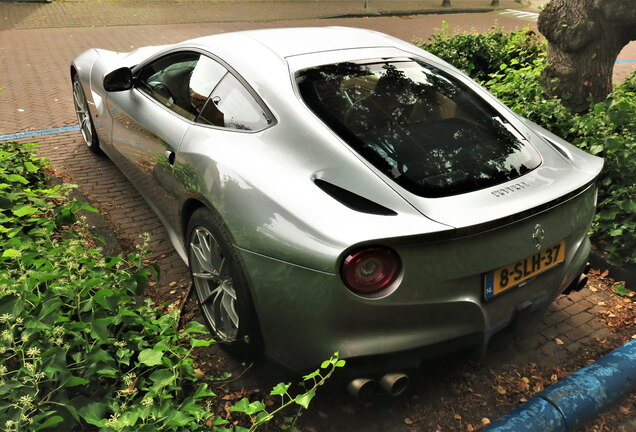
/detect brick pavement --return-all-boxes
[0,12,535,134]
[21,130,189,285]
[0,0,533,30]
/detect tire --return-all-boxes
[72,76,101,154]
[186,208,261,352]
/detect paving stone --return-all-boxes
[568,311,595,327]
[565,341,582,353]
[593,328,617,341]
[554,320,574,335]
[563,300,593,316]
[567,323,595,342]
[541,310,570,326]
[514,332,548,351]
[540,340,564,357]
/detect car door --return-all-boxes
[107,51,227,232]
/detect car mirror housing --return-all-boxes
[103,67,133,92]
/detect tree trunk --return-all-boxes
[538,0,636,112]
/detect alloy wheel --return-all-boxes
[72,80,93,147]
[189,226,239,342]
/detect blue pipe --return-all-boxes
[483,339,636,432]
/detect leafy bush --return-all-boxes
[0,141,342,431]
[419,22,544,82]
[0,141,213,431]
[419,28,636,266]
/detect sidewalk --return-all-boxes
[0,0,542,30]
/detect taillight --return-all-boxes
[341,247,401,295]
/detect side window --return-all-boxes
[136,52,226,121]
[199,73,271,131]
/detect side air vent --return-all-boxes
[314,179,397,216]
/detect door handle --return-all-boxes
[165,150,175,166]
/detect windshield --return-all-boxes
[296,59,541,197]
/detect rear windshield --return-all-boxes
[296,59,541,197]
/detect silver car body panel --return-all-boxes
[71,27,603,370]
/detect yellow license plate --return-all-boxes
[484,240,566,299]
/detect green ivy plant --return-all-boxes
[225,353,345,432]
[420,27,636,266]
[0,141,343,432]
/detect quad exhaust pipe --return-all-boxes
[347,372,410,398]
[346,377,376,399]
[379,372,410,396]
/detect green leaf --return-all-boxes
[138,349,164,366]
[193,383,216,398]
[254,411,274,426]
[150,369,175,391]
[80,203,99,213]
[231,397,250,413]
[24,161,39,173]
[613,283,629,297]
[74,397,106,427]
[212,416,230,426]
[270,382,291,396]
[294,390,316,409]
[94,288,118,310]
[13,205,39,217]
[4,173,28,184]
[184,320,209,334]
[42,346,69,376]
[190,337,215,348]
[66,376,90,387]
[33,415,64,431]
[302,369,320,381]
[97,367,118,378]
[246,401,266,415]
[335,359,346,367]
[2,248,20,258]
[165,409,194,426]
[229,399,266,415]
[89,317,111,342]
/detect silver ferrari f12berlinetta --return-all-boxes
[71,26,603,373]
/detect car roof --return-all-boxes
[184,26,398,60]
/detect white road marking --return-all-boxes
[498,9,540,22]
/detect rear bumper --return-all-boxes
[238,235,590,372]
[238,185,596,372]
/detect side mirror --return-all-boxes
[103,67,133,92]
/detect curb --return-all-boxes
[483,339,636,431]
[326,7,499,19]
